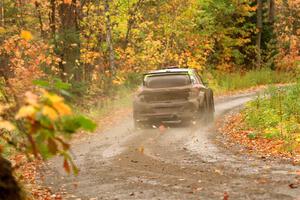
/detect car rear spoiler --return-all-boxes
[142,72,191,86]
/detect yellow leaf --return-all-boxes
[112,80,118,85]
[137,146,144,154]
[0,27,5,34]
[43,92,64,103]
[42,106,58,120]
[0,120,15,131]
[0,105,6,114]
[20,30,33,41]
[53,102,72,116]
[0,104,12,114]
[16,106,36,119]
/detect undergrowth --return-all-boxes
[243,80,300,153]
[205,69,295,94]
[74,86,133,121]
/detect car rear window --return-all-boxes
[144,74,191,88]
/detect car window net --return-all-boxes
[145,74,191,88]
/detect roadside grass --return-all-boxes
[242,79,300,154]
[74,86,133,124]
[88,87,133,119]
[205,69,296,95]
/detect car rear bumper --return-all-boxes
[133,99,199,122]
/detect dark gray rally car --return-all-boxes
[133,68,214,128]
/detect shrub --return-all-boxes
[243,80,300,152]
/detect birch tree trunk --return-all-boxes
[256,0,263,68]
[104,0,115,76]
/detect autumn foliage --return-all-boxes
[0,0,299,198]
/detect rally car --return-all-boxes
[133,68,214,128]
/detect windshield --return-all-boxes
[144,74,191,88]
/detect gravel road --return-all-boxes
[41,92,300,200]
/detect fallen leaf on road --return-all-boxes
[214,169,223,175]
[137,146,144,154]
[159,124,166,133]
[289,183,299,189]
[223,192,229,200]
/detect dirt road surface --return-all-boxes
[40,92,300,200]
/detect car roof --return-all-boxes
[146,68,194,75]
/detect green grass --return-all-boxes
[243,80,300,153]
[74,86,134,121]
[204,69,296,95]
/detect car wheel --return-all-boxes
[205,107,214,123]
[206,94,215,122]
[202,93,214,123]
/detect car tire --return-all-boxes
[202,92,214,123]
[207,93,215,122]
[205,107,214,123]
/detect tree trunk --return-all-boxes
[256,0,263,68]
[124,0,144,49]
[35,1,44,37]
[58,0,82,82]
[0,156,22,200]
[104,0,115,76]
[268,0,275,24]
[0,0,4,27]
[50,0,56,38]
[17,0,25,27]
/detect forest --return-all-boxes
[0,0,299,199]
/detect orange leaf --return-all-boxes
[42,106,58,120]
[0,120,15,131]
[20,30,33,41]
[159,124,166,133]
[63,159,71,174]
[63,0,72,4]
[53,102,72,116]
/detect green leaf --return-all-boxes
[60,115,96,133]
[33,80,50,88]
[36,112,53,128]
[54,79,71,90]
[36,142,51,159]
[59,89,72,98]
[61,116,81,134]
[247,132,257,140]
[35,129,52,143]
[75,115,97,132]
